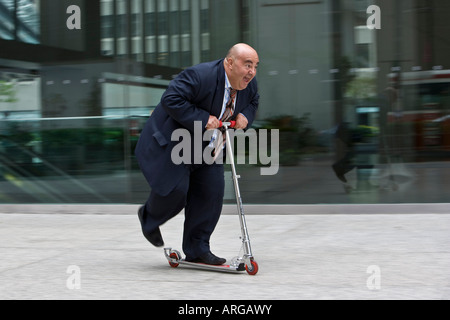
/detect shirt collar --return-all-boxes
[225,73,232,90]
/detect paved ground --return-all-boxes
[0,205,449,300]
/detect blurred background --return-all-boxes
[0,0,449,205]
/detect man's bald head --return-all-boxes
[226,43,258,60]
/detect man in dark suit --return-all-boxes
[135,43,260,265]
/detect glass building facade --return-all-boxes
[0,0,449,205]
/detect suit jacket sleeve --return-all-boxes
[160,67,210,133]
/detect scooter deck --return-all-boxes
[165,248,248,274]
[175,260,246,273]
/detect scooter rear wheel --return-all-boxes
[246,260,259,275]
[169,252,180,268]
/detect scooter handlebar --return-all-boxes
[219,121,236,128]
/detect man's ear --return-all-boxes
[226,57,234,70]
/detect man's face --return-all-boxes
[226,50,259,90]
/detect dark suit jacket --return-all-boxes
[135,59,259,196]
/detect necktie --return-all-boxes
[221,88,237,122]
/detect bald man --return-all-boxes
[135,43,260,265]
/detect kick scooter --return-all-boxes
[164,121,259,276]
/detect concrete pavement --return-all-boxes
[0,204,449,300]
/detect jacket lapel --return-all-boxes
[234,90,244,116]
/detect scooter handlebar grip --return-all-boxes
[219,121,236,128]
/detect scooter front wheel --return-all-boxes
[246,260,259,276]
[169,252,180,268]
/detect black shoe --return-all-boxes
[146,227,164,247]
[187,252,226,265]
[138,207,164,247]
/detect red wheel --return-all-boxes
[169,252,180,268]
[245,260,258,275]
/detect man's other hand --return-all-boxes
[234,113,248,130]
[206,116,220,130]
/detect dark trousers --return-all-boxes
[139,163,225,260]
